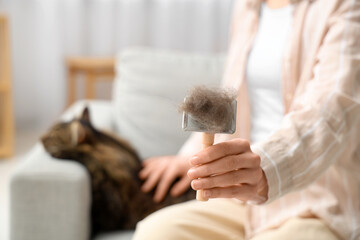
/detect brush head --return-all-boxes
[180,86,237,134]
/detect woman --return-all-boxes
[134,0,360,239]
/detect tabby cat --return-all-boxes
[41,107,195,236]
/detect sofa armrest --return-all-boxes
[10,100,114,240]
[10,144,91,240]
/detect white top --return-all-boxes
[247,3,293,144]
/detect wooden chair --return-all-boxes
[0,14,15,158]
[66,57,116,107]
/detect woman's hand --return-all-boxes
[139,155,191,203]
[187,139,268,204]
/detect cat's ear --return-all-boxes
[80,106,91,124]
[70,121,86,146]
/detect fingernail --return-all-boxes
[187,168,196,178]
[189,156,199,165]
[191,180,198,190]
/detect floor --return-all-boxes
[0,129,43,240]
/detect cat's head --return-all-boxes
[41,107,96,159]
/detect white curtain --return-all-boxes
[0,0,234,130]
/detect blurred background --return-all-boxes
[0,0,234,131]
[0,0,234,239]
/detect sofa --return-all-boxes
[10,47,224,240]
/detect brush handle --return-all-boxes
[202,132,215,150]
[196,133,215,201]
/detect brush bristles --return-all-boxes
[179,86,237,133]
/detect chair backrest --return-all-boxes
[112,47,224,159]
[0,14,14,158]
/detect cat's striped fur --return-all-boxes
[41,107,195,237]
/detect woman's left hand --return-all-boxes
[187,139,268,204]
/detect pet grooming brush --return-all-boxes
[180,86,237,201]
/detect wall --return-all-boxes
[0,0,234,130]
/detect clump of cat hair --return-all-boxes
[179,86,237,133]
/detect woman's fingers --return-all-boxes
[190,139,251,166]
[184,138,268,203]
[141,164,165,192]
[138,163,156,179]
[142,157,160,166]
[139,157,163,179]
[191,168,262,190]
[188,152,260,179]
[201,185,257,201]
[154,169,177,203]
[170,176,192,197]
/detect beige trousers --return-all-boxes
[133,199,339,240]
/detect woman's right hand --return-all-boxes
[139,155,192,203]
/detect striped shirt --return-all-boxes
[179,0,360,239]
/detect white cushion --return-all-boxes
[60,100,114,131]
[112,47,224,159]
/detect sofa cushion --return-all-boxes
[112,47,224,159]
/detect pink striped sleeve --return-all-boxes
[252,0,360,204]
